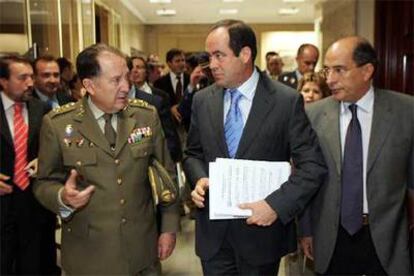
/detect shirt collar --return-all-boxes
[295,69,302,80]
[228,68,259,101]
[139,82,152,94]
[88,96,105,120]
[35,88,57,102]
[340,85,375,114]
[170,71,181,81]
[1,92,17,111]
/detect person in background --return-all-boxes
[33,55,73,108]
[34,43,180,275]
[147,54,164,85]
[184,19,326,275]
[128,55,182,163]
[154,48,190,124]
[299,36,413,275]
[297,72,330,104]
[56,57,75,98]
[264,51,284,80]
[0,55,60,275]
[68,74,86,101]
[279,44,319,89]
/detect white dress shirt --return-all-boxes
[223,68,259,126]
[169,72,184,94]
[1,92,29,138]
[340,86,374,214]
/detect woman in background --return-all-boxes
[297,72,330,104]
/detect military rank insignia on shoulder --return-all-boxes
[49,102,77,118]
[127,99,155,111]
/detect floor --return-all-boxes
[57,215,311,275]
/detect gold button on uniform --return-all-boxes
[121,218,127,224]
[120,199,125,205]
[117,178,122,185]
[115,159,120,165]
[67,227,72,232]
[76,161,82,166]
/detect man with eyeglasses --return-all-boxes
[299,36,413,275]
[278,44,319,89]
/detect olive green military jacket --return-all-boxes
[34,97,180,275]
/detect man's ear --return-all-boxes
[82,78,95,95]
[362,63,375,82]
[239,46,252,64]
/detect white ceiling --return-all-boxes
[121,0,317,24]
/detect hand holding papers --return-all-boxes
[209,158,291,220]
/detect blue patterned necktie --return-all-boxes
[341,104,363,235]
[224,89,243,158]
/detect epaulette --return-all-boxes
[127,98,155,111]
[49,102,77,118]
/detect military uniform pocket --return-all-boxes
[130,143,152,159]
[62,149,97,167]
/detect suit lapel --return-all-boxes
[322,99,342,175]
[367,89,392,173]
[236,75,274,157]
[207,86,227,156]
[0,97,13,147]
[27,100,42,148]
[74,98,113,156]
[114,107,136,157]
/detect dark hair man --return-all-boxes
[154,48,190,123]
[128,56,182,162]
[184,19,326,275]
[33,55,73,107]
[0,55,60,275]
[34,44,180,275]
[299,36,413,275]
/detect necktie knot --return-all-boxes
[349,104,358,118]
[14,102,23,113]
[103,113,113,123]
[229,89,242,106]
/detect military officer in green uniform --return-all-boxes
[34,43,180,275]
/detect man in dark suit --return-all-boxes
[183,19,326,275]
[299,36,413,275]
[264,51,283,80]
[278,44,319,89]
[32,55,74,107]
[0,56,59,275]
[128,55,182,162]
[154,48,190,123]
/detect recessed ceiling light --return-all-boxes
[223,0,243,3]
[278,7,299,15]
[150,0,171,3]
[283,0,305,3]
[156,8,176,16]
[219,9,238,15]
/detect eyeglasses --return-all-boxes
[319,64,365,78]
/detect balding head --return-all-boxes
[296,44,319,74]
[323,36,376,103]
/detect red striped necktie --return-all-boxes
[13,102,29,190]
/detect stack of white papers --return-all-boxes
[209,158,291,220]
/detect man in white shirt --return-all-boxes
[299,36,413,275]
[0,55,59,275]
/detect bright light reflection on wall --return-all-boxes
[261,31,317,71]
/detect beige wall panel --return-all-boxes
[320,0,357,56]
[0,34,28,54]
[147,23,313,67]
